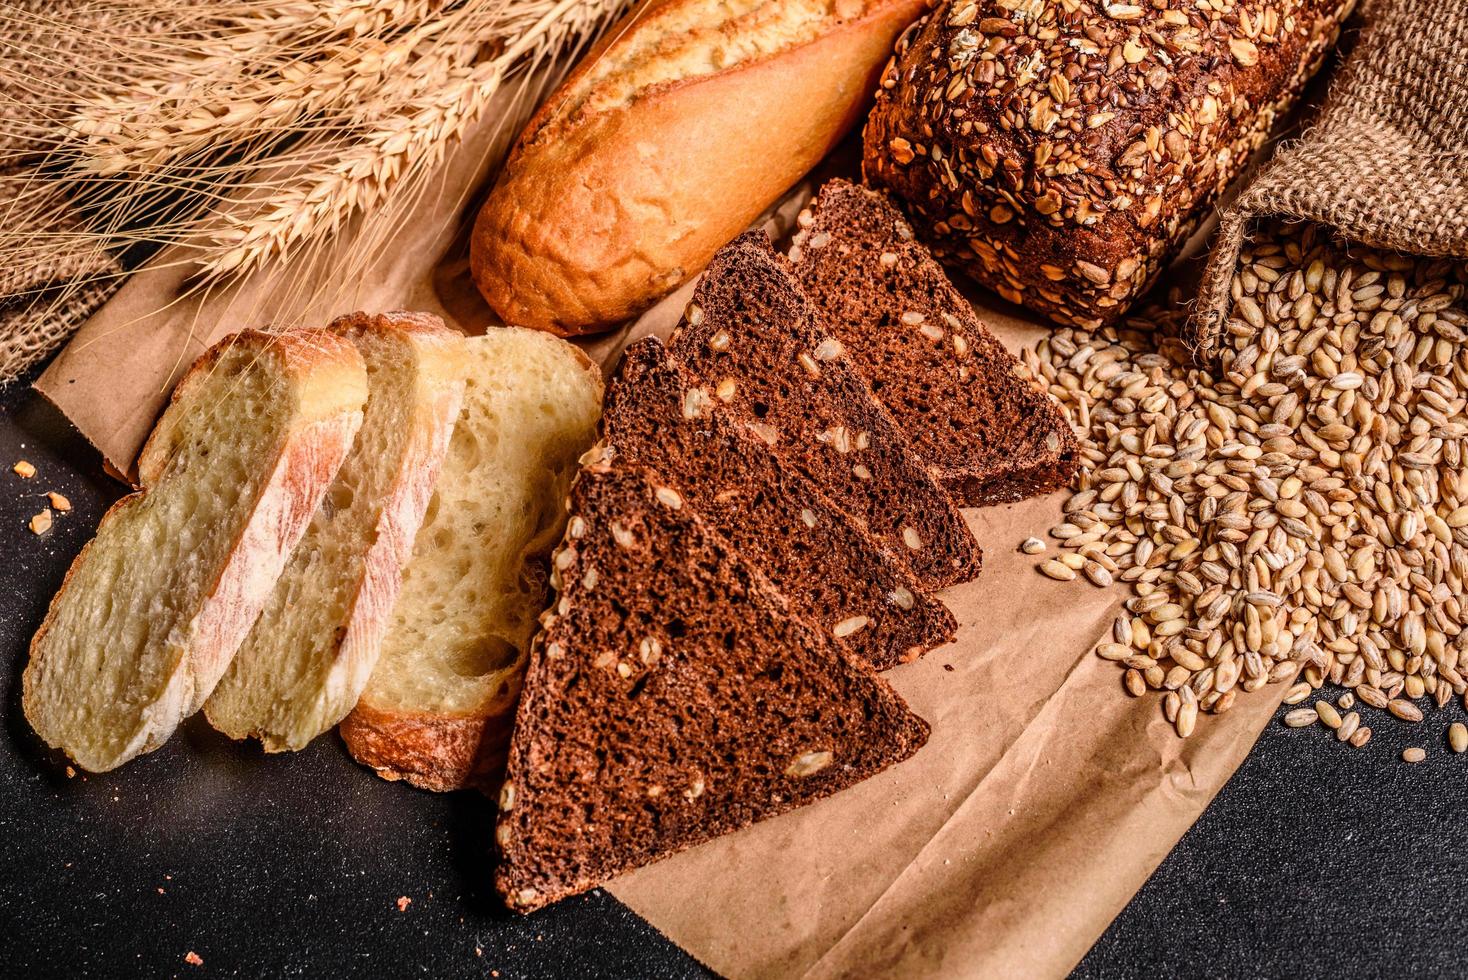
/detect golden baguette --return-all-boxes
[470,0,926,337]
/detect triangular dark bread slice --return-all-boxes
[667,232,981,589]
[494,466,930,912]
[789,179,1079,506]
[602,337,955,669]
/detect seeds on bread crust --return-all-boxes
[862,0,1354,329]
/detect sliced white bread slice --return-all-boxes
[203,312,465,751]
[23,330,367,772]
[340,328,603,792]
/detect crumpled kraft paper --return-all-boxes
[32,94,1288,980]
[605,284,1287,980]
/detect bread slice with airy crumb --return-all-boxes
[495,465,930,912]
[789,179,1079,505]
[204,312,465,752]
[669,232,981,589]
[23,330,367,772]
[339,328,603,792]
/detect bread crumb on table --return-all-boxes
[184,951,203,966]
[29,509,52,535]
[396,896,411,912]
[13,459,35,478]
[47,491,71,512]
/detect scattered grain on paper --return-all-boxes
[1024,221,1468,745]
[1039,559,1076,582]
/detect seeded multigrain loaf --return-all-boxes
[495,466,930,912]
[340,329,603,792]
[205,313,465,752]
[603,337,956,669]
[862,0,1355,330]
[470,0,928,336]
[669,232,981,589]
[790,179,1079,505]
[23,330,367,772]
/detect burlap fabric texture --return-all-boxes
[1192,0,1468,354]
[0,2,146,384]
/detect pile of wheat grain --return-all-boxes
[1022,221,1468,760]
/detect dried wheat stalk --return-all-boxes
[1,0,630,290]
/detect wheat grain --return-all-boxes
[1030,220,1468,747]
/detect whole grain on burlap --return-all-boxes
[1192,0,1468,355]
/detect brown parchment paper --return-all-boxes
[606,294,1287,980]
[33,103,1288,980]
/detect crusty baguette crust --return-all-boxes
[470,0,927,336]
[338,700,515,793]
[203,313,466,750]
[23,330,366,771]
[340,331,603,793]
[181,410,363,719]
[137,330,366,486]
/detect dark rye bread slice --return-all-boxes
[602,337,955,669]
[495,466,930,912]
[667,232,981,589]
[789,179,1080,506]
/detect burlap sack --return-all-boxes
[0,179,124,384]
[0,2,174,384]
[1193,0,1468,354]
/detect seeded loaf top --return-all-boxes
[668,232,982,589]
[495,465,930,912]
[862,0,1354,330]
[790,179,1079,506]
[603,337,956,669]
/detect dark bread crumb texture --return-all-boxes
[790,179,1079,506]
[494,466,930,913]
[668,231,982,589]
[603,337,957,670]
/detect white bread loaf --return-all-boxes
[340,328,603,791]
[23,330,367,772]
[470,0,927,336]
[204,312,465,751]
